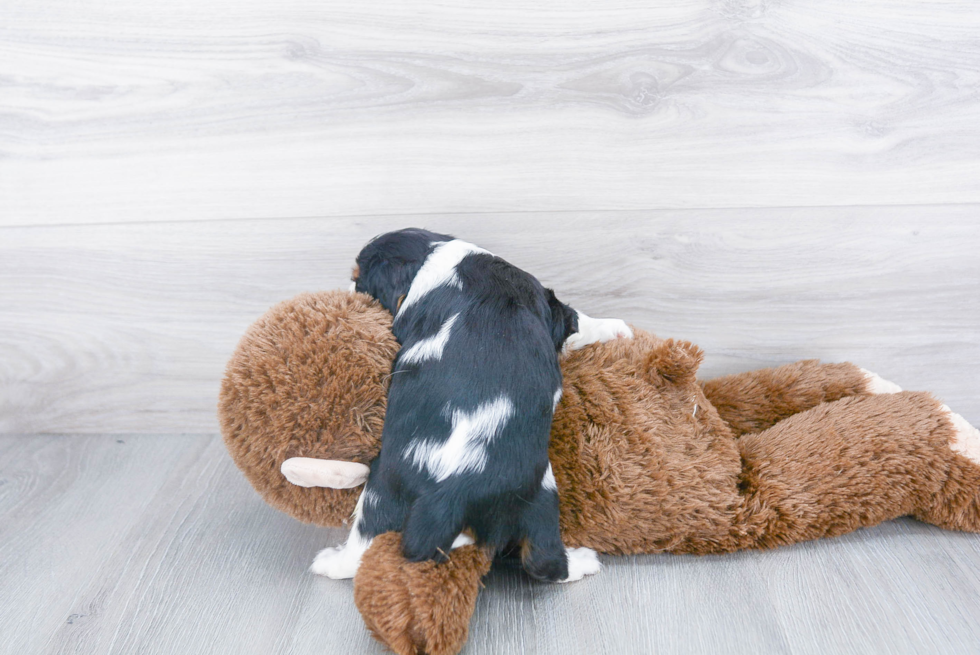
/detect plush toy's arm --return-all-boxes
[700,360,874,437]
[353,532,493,655]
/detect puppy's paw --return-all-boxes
[859,368,902,394]
[451,532,476,549]
[560,547,601,583]
[596,318,633,342]
[565,317,633,351]
[310,545,361,579]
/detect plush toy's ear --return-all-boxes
[645,338,704,384]
[280,457,370,489]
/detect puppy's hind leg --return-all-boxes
[311,480,408,579]
[401,490,466,563]
[520,471,600,583]
[310,488,373,579]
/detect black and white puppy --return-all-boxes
[311,228,631,582]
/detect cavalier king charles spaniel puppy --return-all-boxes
[310,228,631,582]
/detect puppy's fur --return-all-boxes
[312,228,629,582]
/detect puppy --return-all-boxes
[312,228,631,582]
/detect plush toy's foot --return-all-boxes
[858,370,979,465]
[914,402,980,533]
[354,532,493,655]
[558,547,601,583]
[943,404,980,465]
[859,372,980,466]
[860,369,903,395]
[564,312,633,352]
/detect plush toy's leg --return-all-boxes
[913,404,980,531]
[563,310,633,352]
[700,360,877,437]
[732,391,980,550]
[945,405,980,463]
[354,533,493,655]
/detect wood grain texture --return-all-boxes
[2,0,980,225]
[0,434,379,655]
[1,206,978,434]
[3,434,979,654]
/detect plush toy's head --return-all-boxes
[218,291,397,526]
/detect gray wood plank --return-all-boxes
[753,520,980,655]
[0,434,380,655]
[1,1,979,225]
[1,207,978,434]
[3,434,979,654]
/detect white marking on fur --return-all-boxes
[348,281,356,293]
[405,396,514,482]
[559,547,601,583]
[552,387,563,412]
[860,368,902,394]
[396,239,490,319]
[310,489,373,579]
[399,313,460,365]
[451,532,476,549]
[542,463,557,491]
[564,311,633,352]
[693,403,698,417]
[942,404,980,465]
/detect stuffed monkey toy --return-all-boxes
[219,290,980,655]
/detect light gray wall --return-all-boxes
[1,0,978,433]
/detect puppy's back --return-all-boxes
[385,251,563,486]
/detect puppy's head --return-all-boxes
[353,228,453,314]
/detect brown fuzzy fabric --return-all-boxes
[354,533,493,655]
[701,360,872,438]
[732,391,959,549]
[548,335,744,555]
[219,290,980,655]
[218,291,398,526]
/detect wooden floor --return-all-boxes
[4,433,980,655]
[3,0,980,652]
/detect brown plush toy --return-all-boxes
[219,290,980,655]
